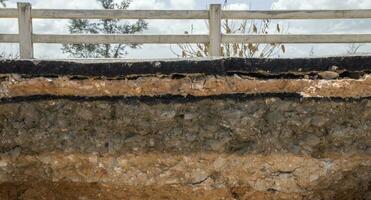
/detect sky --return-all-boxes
[1,0,371,59]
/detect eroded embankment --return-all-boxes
[0,57,370,200]
[0,96,370,199]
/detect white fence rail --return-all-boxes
[1,2,371,58]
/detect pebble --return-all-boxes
[329,65,339,71]
[154,61,162,68]
[149,138,155,147]
[303,134,321,146]
[191,169,208,184]
[184,113,195,120]
[161,111,176,119]
[318,71,339,79]
[0,161,8,167]
[311,116,329,127]
[213,157,226,170]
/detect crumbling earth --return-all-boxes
[0,57,370,199]
[0,97,370,199]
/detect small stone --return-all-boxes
[192,81,205,90]
[213,157,226,170]
[8,147,21,159]
[329,127,350,141]
[117,158,128,166]
[311,116,329,127]
[184,113,195,120]
[0,161,8,167]
[253,109,265,119]
[303,134,321,146]
[114,167,122,173]
[149,138,155,147]
[329,65,339,71]
[318,71,339,79]
[39,156,52,164]
[191,169,208,184]
[309,174,320,182]
[161,111,176,119]
[154,61,162,68]
[265,98,277,105]
[88,155,98,163]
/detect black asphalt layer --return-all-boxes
[0,94,369,104]
[0,56,370,78]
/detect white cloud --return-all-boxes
[272,0,371,34]
[225,3,250,10]
[130,0,167,9]
[170,0,196,9]
[270,0,371,57]
[272,0,371,9]
[127,0,204,58]
[6,0,100,9]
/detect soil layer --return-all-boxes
[0,57,370,199]
[0,75,370,98]
[0,96,370,199]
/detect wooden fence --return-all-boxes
[1,3,371,58]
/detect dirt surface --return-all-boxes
[0,96,370,199]
[0,57,370,199]
[0,182,301,200]
[0,97,370,155]
[0,154,370,200]
[0,179,367,200]
[1,75,370,98]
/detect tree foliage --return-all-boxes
[0,52,18,59]
[0,0,7,7]
[173,1,286,58]
[346,43,364,55]
[62,0,148,58]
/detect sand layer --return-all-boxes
[0,75,370,98]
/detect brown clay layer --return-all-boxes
[1,75,370,98]
[0,182,303,200]
[0,153,370,200]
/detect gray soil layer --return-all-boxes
[0,97,370,156]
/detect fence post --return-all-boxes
[17,2,33,59]
[209,4,222,57]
